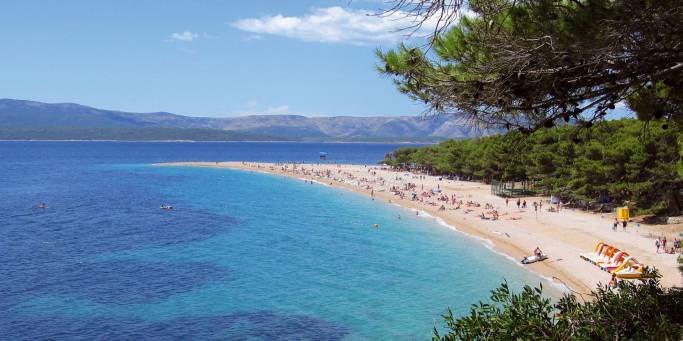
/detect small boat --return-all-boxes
[319,152,328,160]
[160,204,174,211]
[36,203,49,209]
[521,254,548,264]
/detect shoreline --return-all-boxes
[158,161,683,294]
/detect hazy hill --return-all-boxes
[0,99,490,141]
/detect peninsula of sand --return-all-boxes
[159,161,683,293]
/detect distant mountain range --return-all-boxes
[0,99,491,142]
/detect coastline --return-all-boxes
[158,161,683,294]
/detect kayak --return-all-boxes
[521,254,548,264]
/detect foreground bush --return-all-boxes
[433,280,683,340]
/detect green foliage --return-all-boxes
[377,0,682,132]
[434,280,683,340]
[382,119,683,215]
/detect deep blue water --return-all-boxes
[1,142,542,340]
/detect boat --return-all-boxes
[612,257,657,279]
[580,242,616,264]
[580,242,655,279]
[319,152,328,160]
[160,204,174,211]
[521,254,548,264]
[598,251,629,271]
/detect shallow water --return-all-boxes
[1,142,545,340]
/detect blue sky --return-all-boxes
[0,0,436,117]
[0,0,633,119]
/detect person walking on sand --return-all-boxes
[622,220,627,231]
[662,236,667,251]
[516,198,521,209]
[612,219,618,232]
[655,237,661,253]
[505,198,509,207]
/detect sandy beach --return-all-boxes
[160,161,683,294]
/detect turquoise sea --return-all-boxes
[1,142,547,340]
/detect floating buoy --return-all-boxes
[373,224,379,229]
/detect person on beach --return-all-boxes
[534,246,543,257]
[609,274,618,289]
[622,220,627,231]
[612,219,618,232]
[655,238,661,253]
[505,198,509,207]
[516,198,521,209]
[663,236,667,250]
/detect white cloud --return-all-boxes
[168,31,198,42]
[231,6,469,45]
[265,105,289,114]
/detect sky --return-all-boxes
[0,0,438,118]
[0,0,633,120]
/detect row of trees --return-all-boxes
[382,119,682,215]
